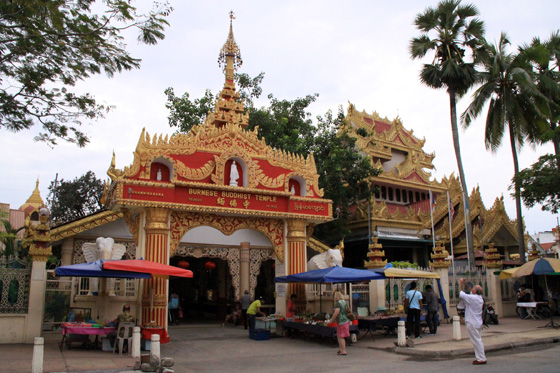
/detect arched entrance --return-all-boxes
[169,225,275,323]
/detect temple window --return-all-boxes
[374,185,380,199]
[388,187,394,201]
[421,192,426,201]
[409,191,413,203]
[30,211,39,221]
[402,190,408,203]
[415,192,420,202]
[396,188,401,202]
[381,186,387,200]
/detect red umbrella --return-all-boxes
[103,259,193,278]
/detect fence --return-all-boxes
[0,256,31,314]
[384,277,435,310]
[448,266,491,305]
[76,277,140,297]
[501,277,522,302]
[44,270,72,331]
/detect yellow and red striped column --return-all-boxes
[142,208,170,327]
[286,219,307,309]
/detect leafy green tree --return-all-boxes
[47,171,105,225]
[311,109,381,239]
[514,154,560,213]
[0,209,23,259]
[523,32,560,164]
[410,0,485,268]
[0,0,173,147]
[462,33,548,262]
[247,93,319,156]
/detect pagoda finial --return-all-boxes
[218,11,242,83]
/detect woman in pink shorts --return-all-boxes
[329,291,350,355]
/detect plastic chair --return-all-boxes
[113,322,134,355]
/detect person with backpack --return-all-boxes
[405,281,423,339]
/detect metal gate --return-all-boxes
[43,269,72,331]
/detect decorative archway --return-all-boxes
[169,211,284,261]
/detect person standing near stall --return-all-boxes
[241,290,252,329]
[405,281,423,339]
[329,291,350,356]
[246,296,265,330]
[423,285,440,335]
[286,294,297,318]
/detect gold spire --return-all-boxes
[20,178,45,212]
[218,11,242,83]
[208,12,248,129]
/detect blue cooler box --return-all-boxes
[249,329,270,340]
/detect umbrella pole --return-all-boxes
[540,275,559,328]
[319,284,322,315]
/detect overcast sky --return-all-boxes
[1,0,559,236]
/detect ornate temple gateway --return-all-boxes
[49,15,331,328]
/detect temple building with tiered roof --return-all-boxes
[327,104,522,269]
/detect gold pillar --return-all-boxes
[142,208,170,327]
[287,219,307,308]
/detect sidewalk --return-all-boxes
[380,316,560,358]
[0,317,558,372]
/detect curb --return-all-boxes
[388,336,560,358]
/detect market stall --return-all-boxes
[274,266,384,341]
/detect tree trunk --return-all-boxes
[551,121,560,169]
[448,90,475,270]
[509,125,526,263]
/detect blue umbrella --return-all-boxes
[55,259,151,279]
[274,265,384,283]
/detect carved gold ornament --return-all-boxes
[169,212,285,262]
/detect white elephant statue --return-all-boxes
[82,237,127,296]
[308,248,343,271]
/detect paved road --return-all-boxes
[164,326,560,373]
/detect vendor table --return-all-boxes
[358,314,439,339]
[141,327,170,344]
[256,317,281,334]
[59,323,116,351]
[517,302,547,320]
[282,321,359,340]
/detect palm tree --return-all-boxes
[410,0,485,269]
[525,32,560,166]
[462,33,548,263]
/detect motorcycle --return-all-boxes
[483,304,499,325]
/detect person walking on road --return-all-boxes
[459,278,487,365]
[405,281,423,339]
[423,285,440,335]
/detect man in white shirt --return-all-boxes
[459,278,486,365]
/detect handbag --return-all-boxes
[404,290,416,314]
[346,305,355,321]
[178,308,183,319]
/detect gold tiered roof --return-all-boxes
[213,11,248,129]
[19,179,45,215]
